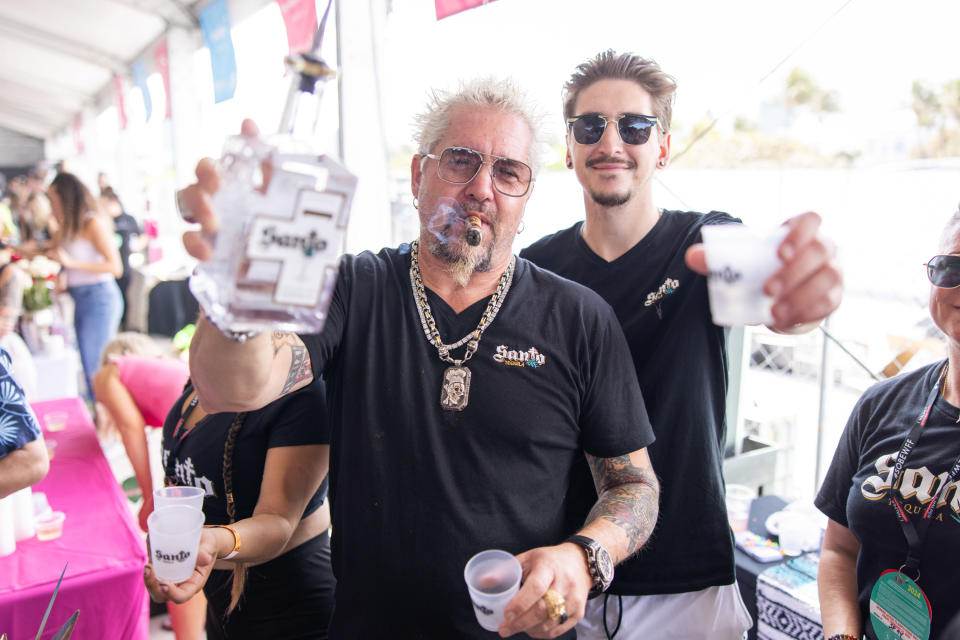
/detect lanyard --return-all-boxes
[889,362,960,575]
[164,393,200,485]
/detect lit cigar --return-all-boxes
[465,215,482,246]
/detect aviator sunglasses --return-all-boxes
[566,113,660,146]
[926,255,960,288]
[422,146,533,197]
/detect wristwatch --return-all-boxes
[566,535,614,597]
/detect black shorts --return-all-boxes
[204,530,335,639]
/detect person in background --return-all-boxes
[521,50,842,639]
[0,347,48,498]
[816,205,960,640]
[0,239,35,400]
[94,331,206,639]
[178,78,659,638]
[46,172,123,400]
[144,377,334,639]
[25,168,54,244]
[5,175,29,244]
[0,174,17,243]
[93,332,189,530]
[99,187,143,330]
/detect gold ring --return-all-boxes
[542,588,566,621]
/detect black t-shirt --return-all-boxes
[161,379,329,526]
[815,361,960,640]
[521,210,740,595]
[113,212,140,279]
[300,245,654,639]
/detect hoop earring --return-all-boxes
[517,221,525,234]
[412,197,419,210]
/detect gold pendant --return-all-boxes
[441,366,471,411]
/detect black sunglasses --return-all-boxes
[566,113,660,146]
[926,254,960,288]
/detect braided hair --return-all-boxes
[222,411,247,616]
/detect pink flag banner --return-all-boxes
[113,75,127,130]
[276,0,318,54]
[154,38,172,118]
[73,114,84,154]
[435,0,498,20]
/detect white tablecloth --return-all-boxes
[32,350,81,401]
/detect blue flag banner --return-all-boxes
[198,0,237,103]
[131,60,152,122]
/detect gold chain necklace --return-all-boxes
[409,240,515,411]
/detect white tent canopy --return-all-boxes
[0,0,288,168]
[0,0,203,142]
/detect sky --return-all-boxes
[77,0,960,289]
[379,0,960,157]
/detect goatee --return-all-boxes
[590,189,631,207]
[427,231,494,287]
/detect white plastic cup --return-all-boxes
[725,484,756,533]
[35,511,65,541]
[464,549,523,632]
[776,511,809,556]
[11,487,35,541]
[702,225,787,326]
[154,486,205,511]
[148,505,205,582]
[32,492,52,519]
[0,496,16,557]
[43,411,68,432]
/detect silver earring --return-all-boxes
[658,160,666,167]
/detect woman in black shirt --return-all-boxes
[144,377,334,639]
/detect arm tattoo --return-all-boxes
[270,331,313,396]
[586,453,660,557]
[280,343,312,395]
[270,331,286,356]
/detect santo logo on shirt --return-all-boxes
[162,448,216,498]
[861,451,960,521]
[644,277,680,319]
[493,345,546,369]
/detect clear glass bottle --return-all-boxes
[190,53,356,335]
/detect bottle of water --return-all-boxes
[190,52,356,335]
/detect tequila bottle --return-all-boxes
[190,52,356,335]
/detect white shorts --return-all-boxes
[575,583,753,640]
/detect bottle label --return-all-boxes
[245,186,347,307]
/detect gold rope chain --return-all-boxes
[409,240,516,366]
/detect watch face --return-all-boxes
[596,546,614,584]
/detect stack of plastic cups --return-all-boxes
[148,486,207,583]
[12,487,36,541]
[0,496,16,556]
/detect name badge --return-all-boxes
[869,569,932,640]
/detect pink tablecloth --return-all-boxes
[0,397,149,640]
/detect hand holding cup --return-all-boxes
[685,211,841,330]
[144,524,219,605]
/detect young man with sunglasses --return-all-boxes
[521,50,843,639]
[177,78,660,639]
